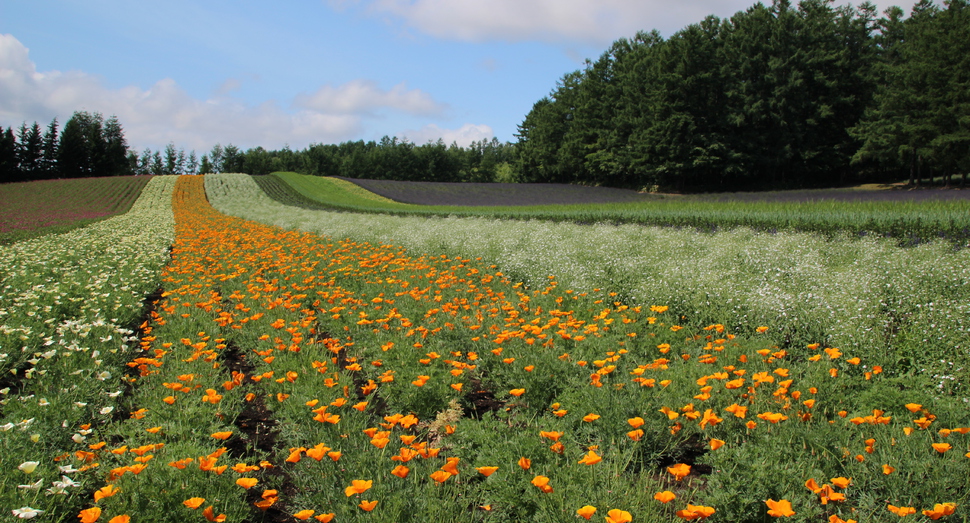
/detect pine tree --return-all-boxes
[40,118,59,179]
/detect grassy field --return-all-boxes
[264,172,970,245]
[0,176,153,245]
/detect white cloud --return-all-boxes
[0,33,453,152]
[294,79,446,116]
[353,0,919,45]
[398,123,493,147]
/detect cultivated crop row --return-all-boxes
[266,172,970,244]
[0,176,153,245]
[1,176,176,521]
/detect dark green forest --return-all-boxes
[515,0,970,190]
[3,0,967,191]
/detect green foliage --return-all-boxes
[515,0,969,191]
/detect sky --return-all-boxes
[1,0,918,154]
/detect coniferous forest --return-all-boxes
[514,0,970,190]
[2,0,967,191]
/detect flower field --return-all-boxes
[0,177,153,245]
[1,175,176,521]
[3,174,968,522]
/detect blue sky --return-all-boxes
[2,0,916,153]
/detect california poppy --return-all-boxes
[576,506,597,520]
[766,499,795,517]
[668,463,691,481]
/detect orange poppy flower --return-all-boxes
[211,431,233,440]
[627,429,645,441]
[236,478,258,489]
[509,388,525,397]
[668,463,691,481]
[932,443,952,454]
[183,498,205,509]
[293,510,315,520]
[202,506,226,522]
[676,504,715,520]
[583,413,600,422]
[887,505,916,517]
[922,503,957,520]
[79,508,101,523]
[94,484,120,502]
[441,457,460,475]
[654,491,676,503]
[314,514,335,522]
[391,465,409,478]
[108,517,130,523]
[476,466,498,477]
[344,480,373,497]
[628,417,645,428]
[358,500,378,512]
[531,475,553,493]
[766,499,795,517]
[518,457,531,470]
[606,509,634,523]
[578,450,602,466]
[576,505,597,520]
[430,470,452,483]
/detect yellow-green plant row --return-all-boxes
[0,176,176,522]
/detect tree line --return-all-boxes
[514,0,969,190]
[2,111,515,184]
[1,111,130,183]
[8,0,964,192]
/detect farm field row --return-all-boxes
[0,176,154,245]
[1,175,177,520]
[265,172,970,244]
[5,174,960,523]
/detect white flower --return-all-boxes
[37,398,49,406]
[74,402,87,408]
[58,465,79,474]
[11,506,44,519]
[0,422,14,431]
[71,433,86,444]
[99,406,114,415]
[18,479,43,490]
[17,461,39,474]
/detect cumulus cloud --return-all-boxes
[0,33,465,151]
[294,79,447,117]
[352,0,918,45]
[397,123,494,148]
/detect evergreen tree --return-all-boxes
[209,143,224,174]
[102,115,130,176]
[198,154,212,175]
[0,127,19,183]
[17,122,43,180]
[40,118,59,179]
[150,150,164,175]
[187,150,198,175]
